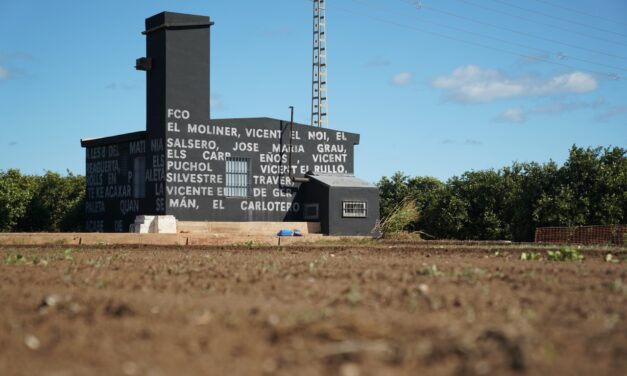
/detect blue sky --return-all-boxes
[1,0,626,183]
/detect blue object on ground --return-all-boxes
[277,229,294,236]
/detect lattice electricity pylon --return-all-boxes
[311,0,328,128]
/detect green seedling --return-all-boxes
[456,267,487,281]
[605,253,619,263]
[345,286,362,306]
[4,254,26,265]
[96,280,110,289]
[416,264,443,277]
[520,252,541,261]
[31,256,49,267]
[610,279,624,294]
[64,248,75,261]
[547,247,584,262]
[236,240,268,249]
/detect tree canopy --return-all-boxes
[1,145,625,239]
[377,146,627,241]
[0,170,84,232]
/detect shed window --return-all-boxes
[304,203,319,220]
[225,157,250,197]
[133,156,146,199]
[342,201,367,218]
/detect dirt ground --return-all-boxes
[0,242,625,376]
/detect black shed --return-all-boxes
[301,174,379,236]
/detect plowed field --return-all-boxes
[0,243,625,375]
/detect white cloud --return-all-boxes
[0,52,32,61]
[496,108,527,123]
[105,81,140,90]
[366,55,391,67]
[432,65,598,103]
[390,72,414,86]
[496,98,605,123]
[0,52,32,81]
[518,52,550,65]
[439,138,483,145]
[530,98,604,115]
[595,104,627,122]
[464,139,482,145]
[0,65,9,80]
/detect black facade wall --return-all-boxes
[82,117,361,231]
[327,186,379,235]
[84,137,152,232]
[164,116,359,222]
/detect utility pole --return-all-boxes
[311,0,328,128]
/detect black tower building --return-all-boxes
[81,11,378,235]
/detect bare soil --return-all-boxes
[0,243,625,375]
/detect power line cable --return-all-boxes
[488,0,627,39]
[302,0,619,80]
[459,0,627,48]
[531,0,627,28]
[351,0,627,73]
[396,0,627,63]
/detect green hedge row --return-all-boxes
[0,170,85,232]
[377,146,627,241]
[2,145,625,239]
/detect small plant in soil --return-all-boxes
[416,264,443,277]
[96,280,110,289]
[4,254,26,265]
[520,252,541,261]
[237,240,268,249]
[547,247,584,262]
[63,248,75,261]
[605,253,619,263]
[345,286,362,306]
[378,198,420,236]
[30,256,50,267]
[458,267,486,280]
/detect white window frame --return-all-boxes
[342,201,367,218]
[225,156,250,198]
